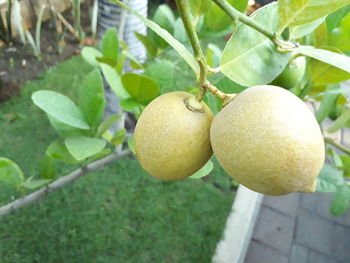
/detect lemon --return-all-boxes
[210,85,325,195]
[135,92,213,180]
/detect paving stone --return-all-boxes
[263,193,300,218]
[331,225,350,262]
[315,193,335,221]
[299,192,320,211]
[307,250,339,263]
[315,193,350,226]
[299,191,350,227]
[334,208,350,227]
[252,206,295,254]
[289,244,308,263]
[245,241,288,263]
[295,210,334,255]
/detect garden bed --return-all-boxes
[0,0,92,102]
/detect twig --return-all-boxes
[49,0,76,36]
[211,0,276,41]
[0,150,132,217]
[324,138,350,155]
[175,0,207,101]
[203,80,236,106]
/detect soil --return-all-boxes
[0,0,94,102]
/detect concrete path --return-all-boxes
[244,192,350,263]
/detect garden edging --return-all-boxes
[212,185,263,263]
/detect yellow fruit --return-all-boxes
[134,91,213,180]
[210,85,325,195]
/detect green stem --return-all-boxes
[175,0,205,61]
[175,0,207,101]
[211,0,276,41]
[325,138,350,155]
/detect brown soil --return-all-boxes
[0,0,94,102]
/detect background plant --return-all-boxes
[0,0,13,44]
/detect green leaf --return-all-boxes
[47,141,79,164]
[189,0,212,16]
[173,18,187,43]
[127,136,136,155]
[290,46,350,74]
[310,51,350,85]
[313,21,329,47]
[151,4,176,33]
[289,17,326,40]
[149,4,176,49]
[204,92,220,114]
[331,184,350,215]
[86,148,112,163]
[122,73,160,105]
[120,98,140,111]
[110,128,126,146]
[95,57,116,67]
[32,90,90,130]
[100,63,130,99]
[329,13,350,51]
[205,0,247,31]
[122,50,144,70]
[221,3,291,86]
[210,73,247,94]
[189,160,214,179]
[79,70,106,129]
[40,155,57,179]
[81,47,102,67]
[134,32,158,57]
[327,108,350,133]
[102,130,113,142]
[316,86,339,123]
[65,136,107,161]
[340,155,350,176]
[144,60,174,92]
[48,116,85,138]
[315,86,350,97]
[110,0,199,75]
[22,177,51,190]
[102,28,119,65]
[278,0,350,31]
[0,158,24,187]
[316,165,344,192]
[97,114,121,137]
[330,148,344,169]
[206,43,222,68]
[326,4,350,31]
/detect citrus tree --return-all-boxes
[1,0,350,217]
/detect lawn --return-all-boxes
[0,55,235,263]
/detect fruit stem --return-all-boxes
[175,0,207,102]
[324,138,350,155]
[203,81,236,106]
[211,0,297,50]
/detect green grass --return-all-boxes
[0,56,235,263]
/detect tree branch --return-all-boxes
[175,0,207,101]
[324,138,350,155]
[203,80,236,106]
[211,0,276,41]
[0,149,132,217]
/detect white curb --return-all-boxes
[212,185,263,263]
